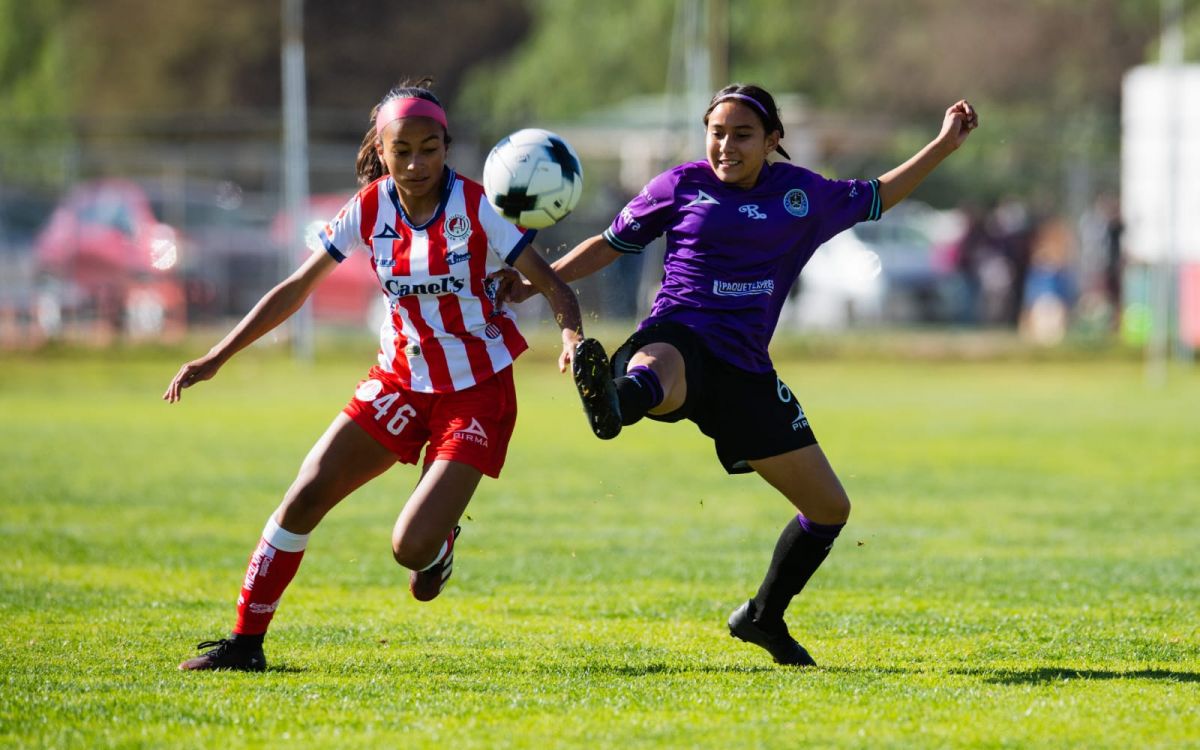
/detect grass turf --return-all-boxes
[1,338,1197,748]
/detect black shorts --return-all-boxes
[611,321,818,474]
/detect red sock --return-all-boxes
[233,516,309,636]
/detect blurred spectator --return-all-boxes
[951,203,991,324]
[989,196,1035,327]
[1019,216,1077,345]
[1077,193,1123,331]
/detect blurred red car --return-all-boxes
[33,179,185,338]
[272,193,384,330]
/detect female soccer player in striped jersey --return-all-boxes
[165,79,600,671]
[518,84,977,666]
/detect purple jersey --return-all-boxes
[604,160,881,372]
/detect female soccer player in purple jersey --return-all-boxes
[505,84,977,665]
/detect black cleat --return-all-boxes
[179,638,267,672]
[727,600,817,666]
[572,338,622,440]
[409,525,460,602]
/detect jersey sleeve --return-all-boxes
[317,193,365,262]
[602,170,679,254]
[476,193,537,266]
[810,176,883,246]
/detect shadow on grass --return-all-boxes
[951,667,1200,684]
[594,662,778,676]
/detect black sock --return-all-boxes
[614,365,663,426]
[751,514,844,624]
[229,632,264,649]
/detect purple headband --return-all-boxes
[375,97,448,136]
[714,92,770,118]
[711,92,791,160]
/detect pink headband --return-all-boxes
[375,97,448,136]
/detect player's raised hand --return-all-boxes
[938,99,979,150]
[163,354,221,403]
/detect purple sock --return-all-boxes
[795,513,844,542]
[625,365,663,406]
[614,365,663,425]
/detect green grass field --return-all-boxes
[1,336,1197,749]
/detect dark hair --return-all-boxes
[702,84,791,160]
[355,76,453,185]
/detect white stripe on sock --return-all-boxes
[262,515,310,553]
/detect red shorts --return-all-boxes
[343,366,517,478]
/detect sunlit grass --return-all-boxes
[1,339,1197,748]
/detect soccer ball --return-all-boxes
[482,129,583,229]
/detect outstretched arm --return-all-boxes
[877,99,978,213]
[511,245,587,373]
[501,234,623,304]
[163,250,339,402]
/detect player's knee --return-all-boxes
[391,531,439,570]
[806,487,850,525]
[833,492,852,524]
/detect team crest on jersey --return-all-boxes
[444,214,471,240]
[484,322,502,339]
[783,189,809,217]
[355,379,384,401]
[373,223,401,239]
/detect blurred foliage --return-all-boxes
[458,0,1195,206]
[2,0,1199,206]
[0,0,529,142]
[0,0,75,145]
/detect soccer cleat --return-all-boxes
[178,638,267,672]
[572,338,622,440]
[409,526,461,602]
[727,600,817,666]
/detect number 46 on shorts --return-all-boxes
[370,393,417,435]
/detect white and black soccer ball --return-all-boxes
[482,129,583,229]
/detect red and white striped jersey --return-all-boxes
[319,169,535,393]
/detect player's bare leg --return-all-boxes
[392,459,482,601]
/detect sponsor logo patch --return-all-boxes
[384,276,465,297]
[684,190,721,209]
[619,205,642,231]
[445,248,471,265]
[453,417,490,447]
[739,204,767,220]
[373,223,401,239]
[712,279,775,297]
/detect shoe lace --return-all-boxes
[195,639,232,653]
